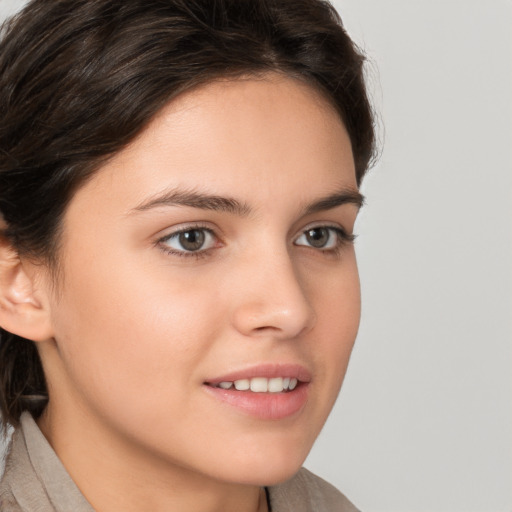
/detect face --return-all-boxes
[39,75,362,486]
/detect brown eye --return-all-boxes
[305,228,330,248]
[178,230,206,251]
[161,228,216,254]
[295,226,341,250]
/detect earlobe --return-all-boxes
[0,232,54,342]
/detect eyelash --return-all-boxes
[157,224,356,260]
[298,226,356,258]
[158,223,216,260]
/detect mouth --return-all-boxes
[206,376,299,393]
[203,365,310,420]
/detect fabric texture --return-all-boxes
[0,412,360,512]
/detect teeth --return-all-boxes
[234,379,250,391]
[268,377,283,393]
[216,377,299,393]
[250,377,268,392]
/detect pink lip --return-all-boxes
[203,364,311,420]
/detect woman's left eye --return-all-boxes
[294,227,349,250]
[159,227,216,255]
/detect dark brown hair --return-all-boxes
[0,0,376,428]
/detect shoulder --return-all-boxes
[267,467,360,512]
[0,489,22,512]
[0,414,93,512]
[0,435,23,512]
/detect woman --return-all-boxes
[0,0,375,510]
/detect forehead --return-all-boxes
[66,74,356,219]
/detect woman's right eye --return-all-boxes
[159,227,217,256]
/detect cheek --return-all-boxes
[310,254,361,397]
[48,253,222,420]
[309,250,361,334]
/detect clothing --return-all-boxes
[0,412,360,512]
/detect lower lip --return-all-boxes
[203,383,309,420]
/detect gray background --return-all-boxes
[1,1,511,511]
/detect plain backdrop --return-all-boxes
[1,1,511,511]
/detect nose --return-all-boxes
[230,247,316,340]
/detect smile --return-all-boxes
[211,377,299,393]
[203,365,310,420]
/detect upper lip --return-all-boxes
[204,363,312,385]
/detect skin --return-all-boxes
[27,74,362,512]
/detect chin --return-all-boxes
[254,465,304,487]
[213,443,310,487]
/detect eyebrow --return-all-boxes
[303,189,365,214]
[130,187,364,216]
[131,189,251,216]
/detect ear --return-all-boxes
[0,228,54,342]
